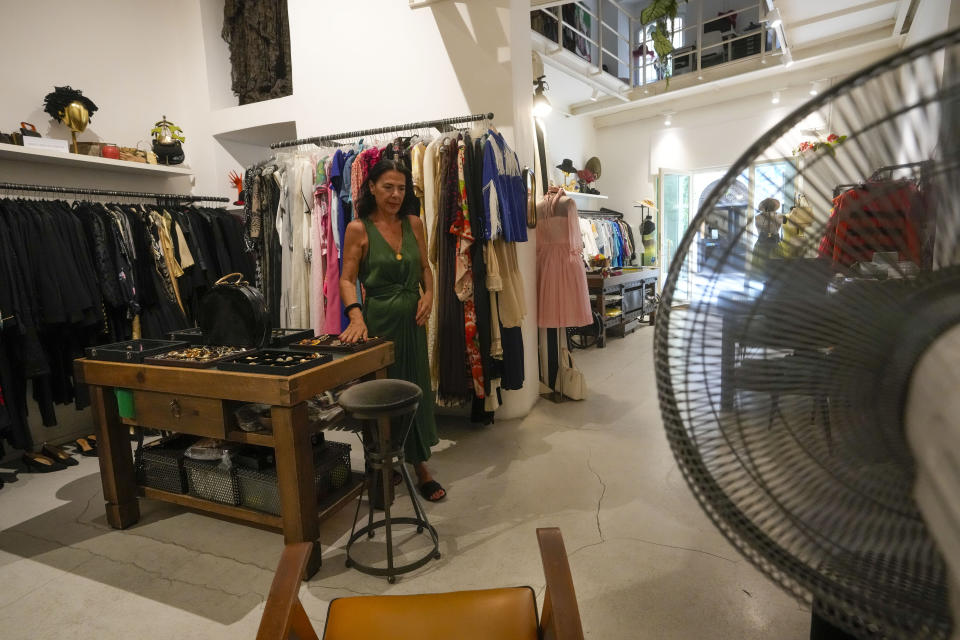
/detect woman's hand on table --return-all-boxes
[340,317,368,344]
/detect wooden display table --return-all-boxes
[587,268,659,347]
[75,343,394,579]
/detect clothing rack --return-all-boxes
[270,112,494,149]
[868,161,929,182]
[833,183,860,198]
[579,209,623,219]
[833,161,931,198]
[0,181,229,203]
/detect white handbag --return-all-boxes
[557,346,587,400]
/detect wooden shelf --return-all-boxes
[226,430,275,447]
[0,143,193,177]
[137,472,363,529]
[139,485,282,528]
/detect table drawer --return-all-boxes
[131,390,227,438]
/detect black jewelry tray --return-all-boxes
[216,350,332,375]
[288,335,387,353]
[143,346,253,369]
[85,339,189,363]
[268,328,315,346]
[168,327,204,343]
[167,327,314,347]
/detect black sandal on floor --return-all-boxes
[74,437,97,457]
[22,452,67,473]
[41,443,78,466]
[419,480,446,502]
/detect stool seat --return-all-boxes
[322,587,539,640]
[339,379,422,418]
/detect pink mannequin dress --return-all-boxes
[536,189,593,328]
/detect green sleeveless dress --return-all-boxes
[360,216,438,464]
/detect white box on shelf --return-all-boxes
[22,137,70,153]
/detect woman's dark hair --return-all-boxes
[356,159,420,218]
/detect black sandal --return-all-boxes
[22,452,67,473]
[42,443,78,466]
[74,437,97,457]
[419,480,446,502]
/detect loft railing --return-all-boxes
[531,1,783,92]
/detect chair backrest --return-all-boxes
[537,527,585,640]
[257,529,584,640]
[256,542,319,640]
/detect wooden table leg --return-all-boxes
[273,403,322,580]
[88,385,140,528]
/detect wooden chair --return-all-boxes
[256,527,584,640]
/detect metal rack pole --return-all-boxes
[0,182,230,203]
[270,112,494,149]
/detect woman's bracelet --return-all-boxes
[344,302,362,315]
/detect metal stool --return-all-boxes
[339,379,440,583]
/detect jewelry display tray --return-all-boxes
[85,339,189,363]
[288,336,387,353]
[143,347,253,369]
[216,350,333,375]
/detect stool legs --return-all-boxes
[345,409,440,583]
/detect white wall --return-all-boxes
[540,112,598,189]
[591,87,816,227]
[0,0,221,196]
[906,0,955,48]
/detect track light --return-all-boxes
[771,91,781,105]
[533,75,552,118]
[664,112,673,127]
[809,80,824,96]
[782,48,794,67]
[765,7,782,29]
[590,88,600,102]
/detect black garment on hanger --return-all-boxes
[436,138,472,405]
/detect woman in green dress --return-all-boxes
[339,159,445,501]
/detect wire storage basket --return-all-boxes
[236,441,351,515]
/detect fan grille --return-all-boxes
[656,28,960,639]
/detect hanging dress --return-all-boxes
[536,190,592,328]
[360,216,438,464]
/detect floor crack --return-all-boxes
[614,536,738,564]
[585,449,606,543]
[307,583,377,597]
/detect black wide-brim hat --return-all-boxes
[556,158,578,173]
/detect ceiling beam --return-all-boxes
[788,0,897,29]
[793,19,895,53]
[893,0,921,36]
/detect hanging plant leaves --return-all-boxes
[651,24,674,59]
[640,0,677,24]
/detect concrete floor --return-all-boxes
[0,326,810,639]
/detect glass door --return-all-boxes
[658,169,694,305]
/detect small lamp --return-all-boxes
[533,75,552,118]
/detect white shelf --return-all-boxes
[0,143,193,177]
[569,192,609,202]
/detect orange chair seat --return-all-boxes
[322,587,539,640]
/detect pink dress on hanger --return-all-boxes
[536,189,592,328]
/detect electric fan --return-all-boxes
[655,27,960,639]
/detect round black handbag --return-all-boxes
[198,273,270,347]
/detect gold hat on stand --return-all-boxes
[42,86,99,154]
